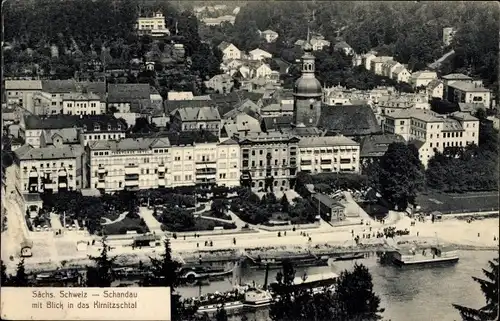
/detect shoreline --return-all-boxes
[17,236,499,273]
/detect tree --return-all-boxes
[1,260,10,286]
[453,258,499,321]
[13,259,28,286]
[86,237,116,287]
[270,260,383,321]
[144,239,194,321]
[378,143,424,210]
[214,306,228,321]
[333,263,384,321]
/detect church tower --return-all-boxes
[293,28,322,127]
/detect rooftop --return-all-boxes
[165,99,216,114]
[23,114,127,131]
[41,80,106,96]
[386,109,442,122]
[14,144,79,160]
[108,83,151,102]
[298,135,358,148]
[360,134,406,158]
[5,80,42,90]
[448,81,490,92]
[89,137,170,151]
[442,73,473,81]
[173,106,221,122]
[319,105,381,136]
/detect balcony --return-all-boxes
[124,174,139,181]
[124,180,139,187]
[196,168,217,175]
[58,182,68,188]
[96,182,105,189]
[97,167,107,174]
[196,178,216,184]
[124,166,140,175]
[44,182,56,190]
[300,160,312,166]
[195,159,216,165]
[58,169,67,176]
[29,171,38,178]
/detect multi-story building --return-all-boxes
[107,84,163,114]
[383,109,479,166]
[33,80,106,115]
[4,80,42,111]
[298,136,360,174]
[136,12,170,37]
[370,56,394,75]
[62,92,106,115]
[87,131,234,192]
[235,132,299,191]
[88,138,171,191]
[13,144,85,194]
[409,70,438,89]
[216,139,241,187]
[20,114,127,148]
[445,81,491,108]
[217,42,242,61]
[426,79,444,101]
[169,106,222,135]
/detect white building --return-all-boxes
[260,30,279,43]
[426,80,444,101]
[409,70,438,89]
[298,136,360,174]
[13,144,84,194]
[216,139,241,187]
[392,66,411,83]
[445,81,491,108]
[136,12,170,37]
[370,56,394,75]
[88,138,171,191]
[443,27,456,46]
[383,109,479,167]
[62,92,106,115]
[167,92,194,101]
[218,42,241,61]
[248,48,273,61]
[4,80,42,112]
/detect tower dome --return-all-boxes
[294,76,322,97]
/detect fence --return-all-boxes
[257,222,320,232]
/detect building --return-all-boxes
[107,84,162,114]
[220,113,262,140]
[333,41,355,56]
[292,36,323,127]
[167,92,194,101]
[383,109,479,166]
[62,92,106,115]
[370,56,394,75]
[319,105,381,138]
[445,81,491,108]
[426,79,444,101]
[201,15,236,26]
[248,48,273,61]
[217,42,242,61]
[409,70,438,89]
[216,138,241,187]
[382,60,402,78]
[260,30,279,43]
[88,137,171,191]
[136,12,170,37]
[359,134,406,166]
[235,132,299,191]
[443,27,456,46]
[261,102,294,117]
[362,52,378,70]
[204,74,234,94]
[392,66,411,83]
[4,80,42,111]
[298,136,360,174]
[311,193,346,223]
[295,37,330,51]
[20,114,127,148]
[170,106,222,135]
[13,144,85,194]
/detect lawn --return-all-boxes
[161,218,236,232]
[102,217,149,235]
[416,191,499,214]
[202,210,232,221]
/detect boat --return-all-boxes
[391,245,459,266]
[243,288,273,308]
[334,253,365,261]
[196,300,244,314]
[270,271,339,292]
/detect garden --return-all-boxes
[230,188,317,225]
[155,206,236,232]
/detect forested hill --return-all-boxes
[226,1,498,86]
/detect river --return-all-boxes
[177,250,498,321]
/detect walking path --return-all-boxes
[138,207,162,233]
[101,212,128,225]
